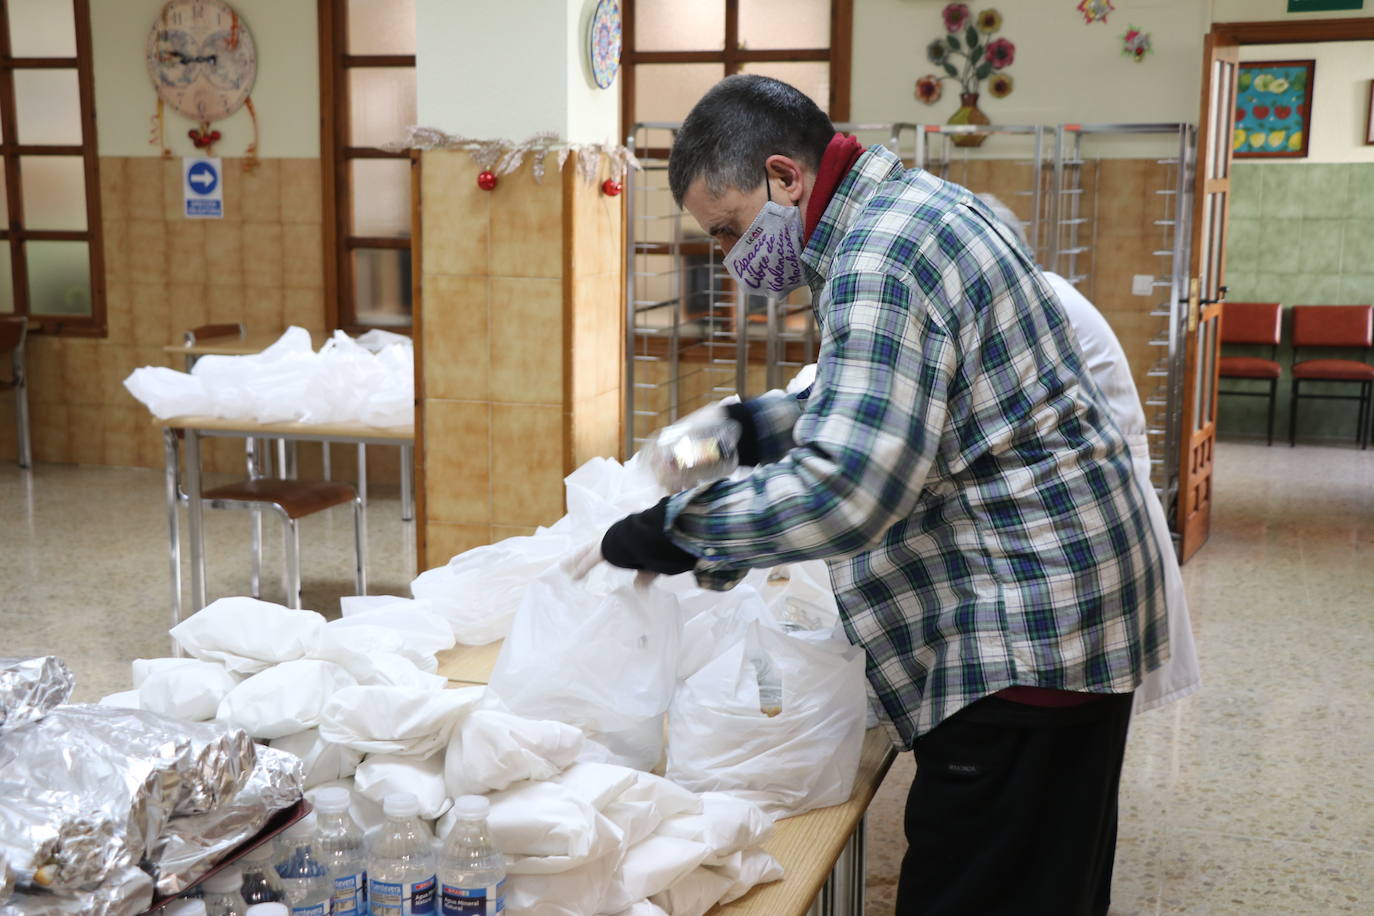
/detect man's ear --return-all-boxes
[764,154,806,205]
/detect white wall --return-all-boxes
[851,0,1209,148]
[92,0,320,158]
[1210,0,1374,22]
[417,0,619,144]
[1240,41,1374,163]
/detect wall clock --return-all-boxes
[146,0,257,153]
[588,0,622,90]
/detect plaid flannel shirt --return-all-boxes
[664,146,1169,749]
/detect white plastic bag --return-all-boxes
[334,597,455,668]
[649,866,735,916]
[502,819,622,916]
[98,689,141,709]
[609,904,669,916]
[667,624,867,818]
[444,708,583,797]
[601,837,712,914]
[216,659,357,740]
[711,848,784,904]
[170,597,326,675]
[411,535,572,646]
[308,627,447,688]
[551,763,639,813]
[271,728,364,789]
[318,684,484,757]
[353,752,449,819]
[478,780,603,860]
[603,771,701,849]
[654,793,773,866]
[488,572,681,771]
[135,659,239,722]
[122,366,214,419]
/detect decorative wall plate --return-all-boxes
[588,0,622,89]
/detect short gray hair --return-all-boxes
[668,75,834,206]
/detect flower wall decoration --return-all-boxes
[916,4,1016,103]
[1121,26,1152,63]
[1077,0,1114,24]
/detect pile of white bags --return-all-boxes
[122,326,413,427]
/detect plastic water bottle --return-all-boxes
[239,843,284,905]
[245,905,289,916]
[314,786,368,915]
[437,796,505,916]
[274,816,332,916]
[369,792,437,915]
[163,900,208,915]
[200,869,246,916]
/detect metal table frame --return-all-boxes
[161,418,414,632]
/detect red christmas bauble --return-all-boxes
[477,170,498,191]
[601,179,622,197]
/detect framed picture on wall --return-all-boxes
[1234,60,1316,159]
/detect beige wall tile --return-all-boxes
[102,404,140,468]
[100,345,139,407]
[205,285,243,325]
[204,220,244,284]
[68,405,106,465]
[245,288,285,334]
[570,271,624,403]
[280,160,322,224]
[24,338,62,404]
[422,152,489,278]
[217,159,243,222]
[243,223,285,289]
[566,161,624,281]
[166,221,208,286]
[162,158,184,222]
[125,159,162,222]
[0,397,16,461]
[30,401,69,463]
[104,282,135,346]
[489,277,563,405]
[283,287,327,333]
[240,159,282,224]
[490,403,564,527]
[489,154,562,279]
[422,275,489,401]
[169,285,209,342]
[99,158,128,219]
[283,224,324,289]
[136,415,167,469]
[103,218,129,287]
[423,399,491,525]
[424,522,493,570]
[61,339,102,406]
[128,220,168,287]
[570,388,622,466]
[490,524,537,540]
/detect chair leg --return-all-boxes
[250,509,262,598]
[15,376,31,469]
[283,514,302,610]
[353,496,368,596]
[1289,380,1300,447]
[1266,378,1277,447]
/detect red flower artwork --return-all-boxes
[985,38,1015,70]
[942,3,971,33]
[915,75,944,104]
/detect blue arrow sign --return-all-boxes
[187,159,219,195]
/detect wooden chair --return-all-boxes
[1288,305,1374,450]
[0,316,31,468]
[1217,302,1283,445]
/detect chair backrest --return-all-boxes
[0,315,25,354]
[1290,305,1373,350]
[183,322,245,347]
[1220,301,1282,346]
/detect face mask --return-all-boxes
[724,191,806,297]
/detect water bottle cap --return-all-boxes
[284,813,317,839]
[162,900,207,916]
[200,868,241,894]
[245,905,289,916]
[453,795,490,820]
[313,786,350,814]
[384,791,420,817]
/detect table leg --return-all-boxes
[400,444,413,521]
[357,443,368,507]
[185,429,208,612]
[322,442,332,480]
[285,440,299,479]
[163,428,183,656]
[276,438,288,480]
[246,439,262,598]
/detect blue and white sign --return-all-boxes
[183,157,223,219]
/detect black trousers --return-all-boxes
[895,691,1135,916]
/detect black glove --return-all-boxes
[723,401,762,466]
[600,497,699,575]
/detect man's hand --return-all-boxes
[563,542,605,581]
[598,498,699,576]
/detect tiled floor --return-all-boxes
[2,439,1372,913]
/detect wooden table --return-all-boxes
[434,640,898,916]
[159,415,414,628]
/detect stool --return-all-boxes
[200,478,367,608]
[1288,305,1374,449]
[1217,302,1282,445]
[0,317,30,468]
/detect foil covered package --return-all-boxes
[0,658,74,734]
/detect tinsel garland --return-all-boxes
[384,128,640,183]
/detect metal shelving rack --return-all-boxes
[1049,123,1197,520]
[623,122,919,456]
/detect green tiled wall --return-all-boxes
[1221,162,1374,443]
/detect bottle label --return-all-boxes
[440,880,506,915]
[332,871,366,914]
[289,905,327,916]
[372,876,438,915]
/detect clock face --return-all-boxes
[145,0,257,123]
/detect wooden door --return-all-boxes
[1177,34,1238,562]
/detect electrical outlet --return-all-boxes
[1131,274,1154,296]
